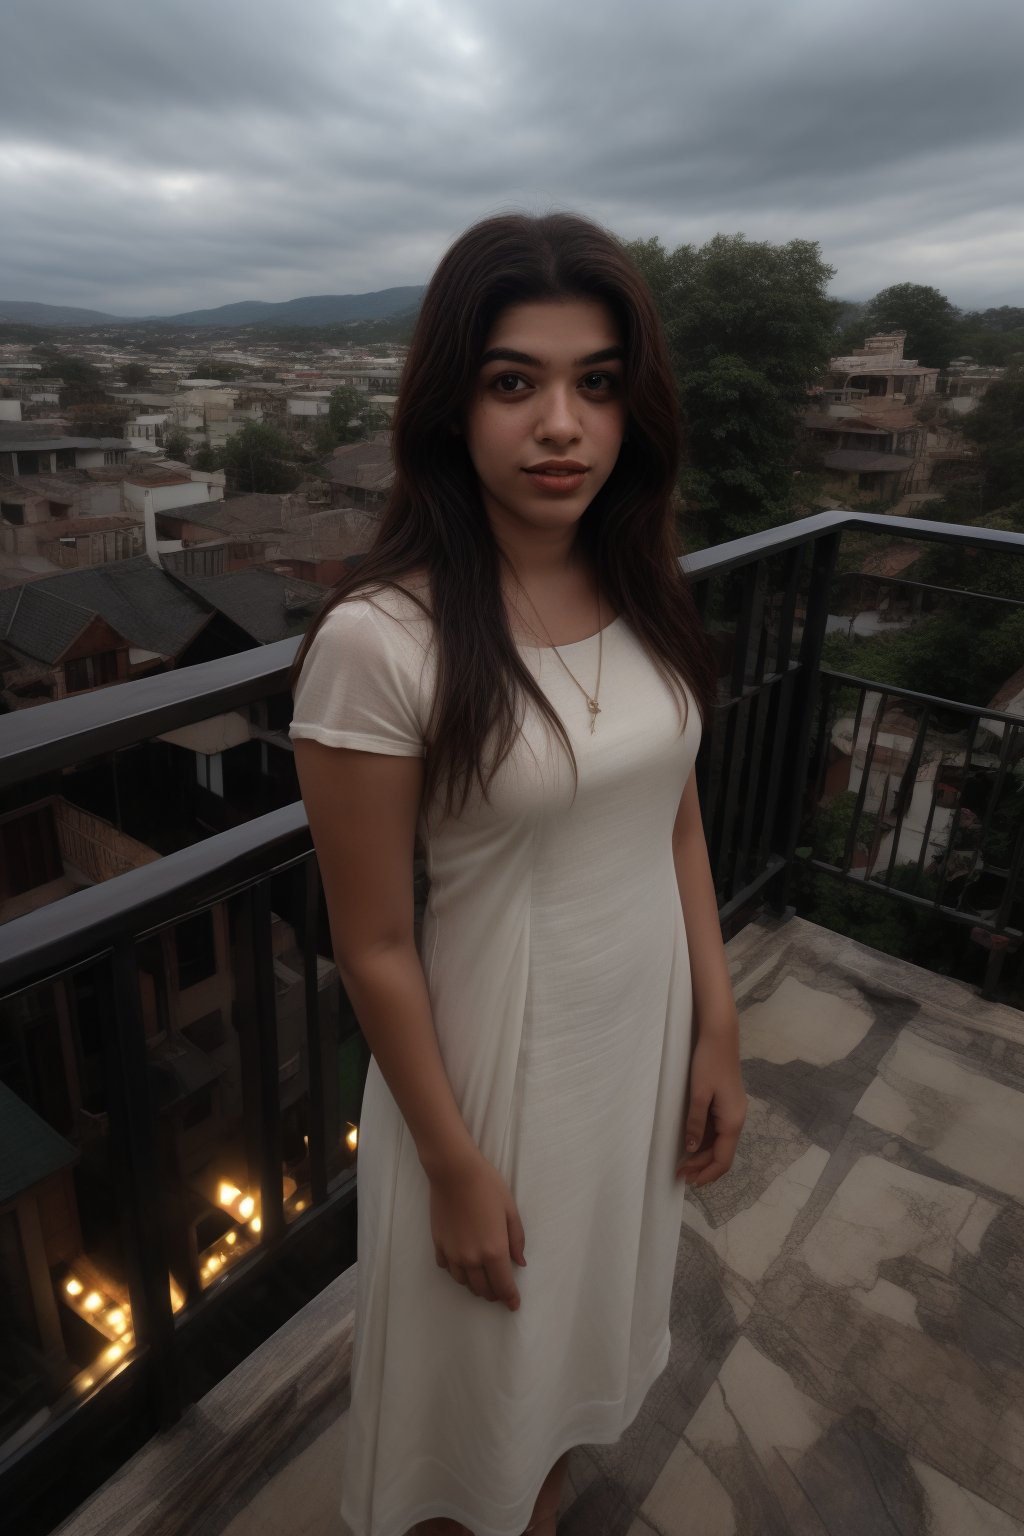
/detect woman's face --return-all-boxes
[461,296,628,546]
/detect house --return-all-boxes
[0,473,134,564]
[938,358,1007,415]
[821,332,940,406]
[802,405,925,499]
[124,414,171,452]
[0,438,132,477]
[322,440,395,510]
[0,555,325,712]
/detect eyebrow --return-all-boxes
[479,345,626,369]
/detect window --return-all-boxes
[64,656,90,692]
[0,805,62,899]
[0,502,24,526]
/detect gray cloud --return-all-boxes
[2,0,1022,314]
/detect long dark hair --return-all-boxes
[290,210,718,821]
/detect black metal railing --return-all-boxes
[2,508,1023,1535]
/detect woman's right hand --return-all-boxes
[429,1150,527,1311]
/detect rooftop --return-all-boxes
[51,914,1024,1536]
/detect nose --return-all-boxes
[534,384,583,445]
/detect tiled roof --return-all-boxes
[163,565,327,643]
[0,556,328,669]
[0,555,211,663]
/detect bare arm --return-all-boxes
[293,737,477,1179]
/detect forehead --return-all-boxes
[481,297,622,358]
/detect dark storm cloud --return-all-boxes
[1,0,1022,313]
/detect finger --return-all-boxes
[435,1245,449,1269]
[677,1148,716,1175]
[507,1209,527,1267]
[465,1265,498,1302]
[449,1261,468,1286]
[687,1157,731,1187]
[487,1257,522,1312]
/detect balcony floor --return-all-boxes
[56,911,1024,1536]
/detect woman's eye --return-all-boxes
[492,373,526,393]
[583,372,618,392]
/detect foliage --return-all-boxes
[861,282,961,370]
[122,361,150,387]
[625,231,838,546]
[188,359,242,381]
[956,367,1024,512]
[328,385,371,444]
[162,426,192,462]
[66,401,129,437]
[306,385,393,451]
[190,443,220,472]
[218,421,301,493]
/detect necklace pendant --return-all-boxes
[587,698,600,734]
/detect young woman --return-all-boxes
[289,211,748,1536]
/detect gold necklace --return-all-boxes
[513,581,605,734]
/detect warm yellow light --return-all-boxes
[201,1263,210,1278]
[225,1231,237,1246]
[295,1199,306,1212]
[238,1195,255,1220]
[346,1124,358,1151]
[83,1291,104,1312]
[218,1181,241,1207]
[249,1216,261,1234]
[303,1134,309,1150]
[208,1255,222,1273]
[105,1344,123,1363]
[81,1375,95,1389]
[66,1277,84,1297]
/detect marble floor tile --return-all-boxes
[854,1029,1024,1199]
[736,972,875,1067]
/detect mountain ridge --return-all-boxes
[0,287,426,328]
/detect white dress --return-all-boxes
[288,583,701,1536]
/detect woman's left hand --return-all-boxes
[676,1024,748,1188]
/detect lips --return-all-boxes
[525,461,587,474]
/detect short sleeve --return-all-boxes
[288,599,426,757]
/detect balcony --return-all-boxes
[2,510,1023,1536]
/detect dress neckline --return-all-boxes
[514,613,624,652]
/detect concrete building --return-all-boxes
[821,332,939,407]
[0,438,131,477]
[938,358,1008,415]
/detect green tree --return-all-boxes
[191,443,220,473]
[957,367,1024,513]
[122,361,150,387]
[327,385,372,444]
[66,401,129,438]
[219,421,301,493]
[862,282,961,370]
[626,231,839,544]
[162,426,192,462]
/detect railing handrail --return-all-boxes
[4,506,1023,999]
[4,511,1024,792]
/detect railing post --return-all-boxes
[105,939,181,1430]
[765,529,843,918]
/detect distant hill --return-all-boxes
[163,287,426,326]
[0,300,124,326]
[0,287,426,329]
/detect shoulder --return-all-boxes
[329,572,436,655]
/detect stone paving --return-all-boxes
[61,912,1024,1536]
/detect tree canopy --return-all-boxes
[218,421,301,493]
[860,282,961,370]
[626,231,839,544]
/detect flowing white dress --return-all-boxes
[288,583,701,1536]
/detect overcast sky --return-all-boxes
[2,0,1023,317]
